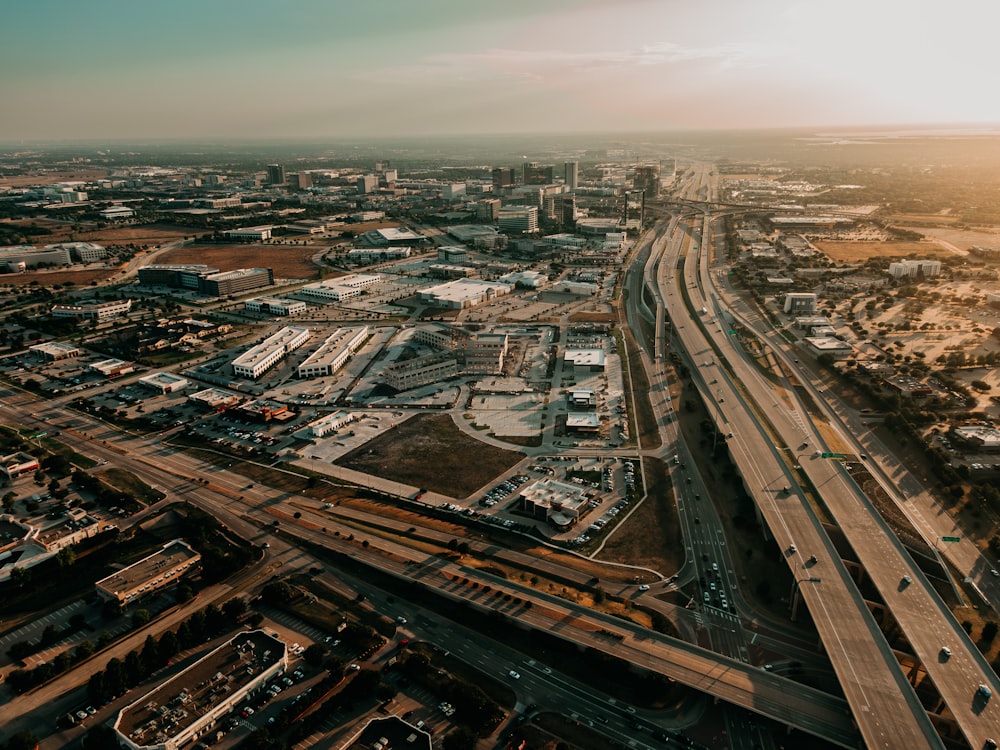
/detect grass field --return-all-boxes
[812,240,953,263]
[336,413,524,497]
[159,242,320,278]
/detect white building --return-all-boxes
[100,205,135,221]
[499,271,546,288]
[297,326,368,378]
[232,326,311,379]
[417,279,513,309]
[30,341,82,361]
[308,410,356,438]
[244,297,307,316]
[347,247,413,263]
[90,358,135,378]
[888,259,942,279]
[300,273,381,302]
[138,372,190,394]
[51,298,133,321]
[223,226,273,241]
[564,349,606,370]
[783,293,818,314]
[498,206,539,234]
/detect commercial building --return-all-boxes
[51,242,106,262]
[566,412,601,433]
[1,452,40,481]
[362,227,426,247]
[563,349,606,371]
[187,388,241,411]
[347,247,412,264]
[567,388,596,409]
[519,478,590,530]
[950,424,1000,452]
[633,163,661,199]
[244,297,307,316]
[100,205,135,221]
[29,341,82,361]
[95,539,201,606]
[417,279,513,309]
[383,352,460,391]
[427,264,473,279]
[804,337,853,359]
[499,270,546,288]
[552,281,598,296]
[267,164,286,185]
[138,264,220,290]
[498,206,539,234]
[491,167,515,189]
[888,259,943,279]
[357,174,379,193]
[199,268,274,297]
[437,246,469,263]
[0,245,71,268]
[297,326,368,378]
[783,293,818,314]
[223,226,273,241]
[232,326,310,379]
[138,372,190,394]
[114,630,287,750]
[475,198,501,222]
[89,358,135,378]
[51,298,133,321]
[564,161,579,191]
[308,410,356,438]
[522,162,554,184]
[300,273,381,302]
[235,399,293,423]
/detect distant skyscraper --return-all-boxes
[522,162,554,185]
[564,161,578,191]
[633,163,661,200]
[266,164,286,185]
[492,167,514,190]
[291,172,312,190]
[357,175,379,194]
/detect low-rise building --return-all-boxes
[95,539,201,606]
[803,337,852,359]
[51,298,133,321]
[223,226,273,241]
[188,388,241,411]
[297,326,368,378]
[950,424,1000,452]
[138,372,190,394]
[114,630,287,750]
[308,410,356,438]
[232,326,310,379]
[244,297,307,316]
[417,279,513,309]
[563,349,606,371]
[566,412,601,433]
[519,478,590,530]
[100,205,135,221]
[567,388,596,409]
[1,452,40,481]
[783,293,817,314]
[347,247,413,263]
[235,399,293,423]
[29,341,82,361]
[90,358,135,378]
[383,352,460,391]
[888,259,942,279]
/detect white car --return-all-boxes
[637,584,650,592]
[508,670,521,680]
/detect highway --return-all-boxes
[646,167,1000,747]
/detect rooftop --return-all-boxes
[95,540,200,598]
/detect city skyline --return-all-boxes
[2,0,999,142]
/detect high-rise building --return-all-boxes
[523,162,554,185]
[290,172,312,190]
[544,194,576,227]
[564,161,578,191]
[357,175,379,194]
[492,167,514,190]
[633,163,661,200]
[266,164,286,185]
[623,190,644,229]
[498,206,539,235]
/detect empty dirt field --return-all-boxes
[0,170,107,188]
[812,240,955,263]
[336,413,524,498]
[158,242,320,278]
[1,268,114,287]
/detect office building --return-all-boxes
[244,297,307,316]
[266,164,286,185]
[307,411,356,438]
[498,206,539,234]
[383,351,461,391]
[888,260,942,279]
[783,293,818,314]
[0,245,71,268]
[138,372,191,394]
[523,162,554,184]
[357,174,379,194]
[199,268,274,297]
[100,205,135,221]
[232,326,310,380]
[29,342,82,361]
[223,226,272,241]
[633,163,661,200]
[51,298,133,321]
[297,326,368,378]
[491,167,515,190]
[290,172,312,190]
[416,278,513,309]
[564,161,579,191]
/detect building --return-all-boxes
[232,326,311,379]
[446,224,502,248]
[884,375,934,398]
[245,297,307,316]
[499,270,546,289]
[308,410,355,438]
[1,452,40,481]
[297,326,368,378]
[545,194,576,227]
[417,279,513,309]
[357,174,379,194]
[491,167,515,189]
[522,162,554,184]
[427,264,473,279]
[95,539,201,606]
[362,227,425,247]
[267,164,286,185]
[29,341,82,361]
[100,205,135,221]
[341,717,432,750]
[138,264,220,290]
[564,161,579,191]
[566,412,601,433]
[803,337,853,359]
[235,399,293,423]
[90,358,135,378]
[564,349,606,371]
[114,630,287,750]
[290,172,313,190]
[443,183,466,200]
[51,242,106,262]
[437,246,469,263]
[347,247,412,264]
[552,281,598,296]
[498,206,539,234]
[633,163,661,199]
[567,388,596,409]
[138,372,190,394]
[187,388,241,411]
[519,478,590,530]
[51,298,133,321]
[0,245,71,268]
[199,268,274,297]
[794,315,830,330]
[475,198,501,222]
[950,424,1000,453]
[223,226,273,241]
[783,293,818,314]
[383,352,460,391]
[300,273,381,302]
[888,259,943,279]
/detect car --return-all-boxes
[282,677,294,687]
[76,710,89,721]
[703,592,710,602]
[694,516,700,524]
[808,554,817,564]
[901,575,912,586]
[978,684,992,699]
[638,584,650,591]
[711,562,719,573]
[242,706,254,716]
[596,715,609,724]
[991,569,1000,578]
[348,663,360,672]
[762,664,773,671]
[624,706,636,714]
[508,670,521,679]
[290,642,300,653]
[396,616,407,625]
[940,647,951,659]
[983,738,996,750]
[262,542,270,549]
[86,706,96,716]
[789,544,797,553]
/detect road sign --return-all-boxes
[820,452,846,459]
[941,536,961,543]
[30,431,47,439]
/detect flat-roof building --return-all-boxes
[0,245,71,268]
[804,337,853,359]
[308,410,356,438]
[297,326,368,378]
[51,298,132,321]
[200,268,274,297]
[114,630,287,750]
[138,372,190,394]
[362,227,426,246]
[417,279,513,309]
[223,226,273,241]
[90,358,135,378]
[783,293,818,314]
[951,424,1000,452]
[29,341,82,361]
[564,349,606,371]
[245,297,307,316]
[347,247,413,264]
[95,540,201,606]
[498,206,539,234]
[383,352,460,391]
[888,259,942,279]
[100,205,135,221]
[1,452,40,481]
[235,399,293,423]
[232,326,310,379]
[519,478,590,530]
[188,388,241,411]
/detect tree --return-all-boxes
[5,730,40,750]
[56,546,76,568]
[303,643,327,667]
[2,491,15,512]
[982,621,998,643]
[11,566,31,589]
[223,596,247,623]
[131,609,151,630]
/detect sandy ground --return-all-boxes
[812,240,955,262]
[159,243,320,278]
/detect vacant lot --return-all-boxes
[812,240,954,263]
[336,413,523,497]
[159,242,319,278]
[2,269,114,287]
[3,219,191,246]
[0,170,107,188]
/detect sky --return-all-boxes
[1,0,998,142]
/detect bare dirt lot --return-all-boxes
[0,170,107,188]
[159,243,320,278]
[75,224,193,245]
[336,413,524,498]
[1,268,114,287]
[812,240,954,263]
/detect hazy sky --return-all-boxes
[2,0,997,142]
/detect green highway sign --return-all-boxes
[30,431,47,439]
[941,536,961,543]
[820,452,846,459]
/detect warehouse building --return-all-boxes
[308,410,356,438]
